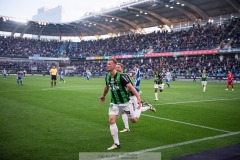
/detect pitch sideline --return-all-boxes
[155,98,240,106]
[142,114,231,133]
[126,131,240,157]
[103,131,240,160]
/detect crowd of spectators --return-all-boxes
[0,36,63,57]
[0,17,239,79]
[69,55,240,78]
[1,55,239,79]
[0,61,53,73]
[230,18,240,48]
[68,18,240,58]
[0,18,240,58]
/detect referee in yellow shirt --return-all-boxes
[49,65,58,87]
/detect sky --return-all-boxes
[0,0,126,22]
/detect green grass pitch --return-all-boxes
[0,76,240,160]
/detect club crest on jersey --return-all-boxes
[109,84,119,91]
[114,85,119,90]
[109,79,119,91]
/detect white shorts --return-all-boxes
[154,84,164,90]
[166,78,170,83]
[109,101,136,119]
[201,81,207,86]
[129,95,138,110]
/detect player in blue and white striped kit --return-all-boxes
[16,71,23,85]
[133,64,142,95]
[165,68,172,88]
[59,70,65,83]
[2,68,7,79]
[86,69,91,81]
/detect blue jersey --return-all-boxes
[86,70,91,80]
[86,70,91,76]
[60,71,64,77]
[17,71,23,79]
[2,69,7,75]
[135,68,141,81]
[165,71,171,81]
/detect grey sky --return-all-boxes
[0,0,125,22]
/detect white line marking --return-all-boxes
[0,89,39,93]
[103,131,240,160]
[41,86,97,90]
[142,114,230,133]
[155,98,240,106]
[128,131,240,154]
[41,86,79,90]
[0,86,96,92]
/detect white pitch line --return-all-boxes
[41,86,97,90]
[0,89,39,93]
[103,131,240,160]
[0,86,97,92]
[127,131,240,154]
[155,98,240,106]
[41,86,83,90]
[142,114,231,133]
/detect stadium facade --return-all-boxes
[32,6,66,23]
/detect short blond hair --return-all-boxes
[117,63,123,68]
[109,58,118,64]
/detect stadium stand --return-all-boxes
[67,56,239,79]
[0,18,239,59]
[1,1,240,160]
[0,17,239,79]
[0,36,63,57]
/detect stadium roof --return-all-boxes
[0,0,239,38]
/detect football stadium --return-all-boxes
[0,0,240,160]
